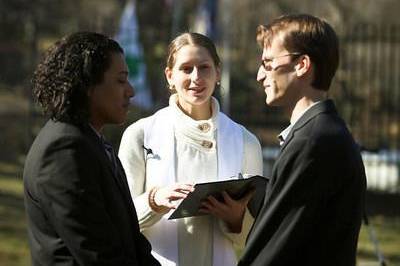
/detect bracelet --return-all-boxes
[148,187,169,213]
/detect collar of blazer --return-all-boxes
[81,124,116,173]
[82,123,133,202]
[82,124,126,181]
[279,99,337,152]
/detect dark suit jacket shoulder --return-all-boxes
[24,120,159,266]
[239,100,366,266]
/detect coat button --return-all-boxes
[198,123,211,132]
[201,140,213,148]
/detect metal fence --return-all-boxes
[335,23,400,151]
[330,23,400,193]
[1,11,399,192]
[263,148,400,194]
[253,23,400,193]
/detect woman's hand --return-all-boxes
[153,183,194,209]
[200,189,255,233]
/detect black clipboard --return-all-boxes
[168,175,268,220]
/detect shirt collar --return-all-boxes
[277,124,293,146]
[89,124,102,139]
[277,100,323,146]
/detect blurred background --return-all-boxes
[0,0,399,265]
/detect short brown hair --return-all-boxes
[257,14,339,91]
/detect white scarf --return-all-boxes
[143,102,243,266]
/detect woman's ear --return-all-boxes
[216,66,221,83]
[295,55,311,77]
[165,67,173,85]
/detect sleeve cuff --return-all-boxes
[134,192,164,231]
[218,208,254,249]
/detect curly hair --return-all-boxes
[32,32,123,123]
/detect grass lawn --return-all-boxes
[0,160,399,266]
[358,215,400,266]
[0,161,30,266]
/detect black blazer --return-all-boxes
[23,120,160,266]
[239,100,366,266]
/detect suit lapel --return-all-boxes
[250,100,338,238]
[272,100,337,187]
[82,125,133,206]
[280,99,337,153]
[115,158,137,207]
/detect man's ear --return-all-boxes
[295,55,311,77]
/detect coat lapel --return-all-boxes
[82,125,133,205]
[279,99,337,153]
[257,100,338,222]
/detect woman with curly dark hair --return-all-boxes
[33,32,124,124]
[23,31,160,266]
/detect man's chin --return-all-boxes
[265,99,281,107]
[265,97,275,106]
[110,116,128,126]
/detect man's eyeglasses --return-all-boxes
[260,53,302,71]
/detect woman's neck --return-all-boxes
[177,99,212,120]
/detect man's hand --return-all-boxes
[200,189,255,233]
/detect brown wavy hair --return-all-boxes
[32,32,123,123]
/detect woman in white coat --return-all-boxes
[119,32,263,266]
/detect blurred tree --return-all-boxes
[135,0,200,107]
[1,0,400,157]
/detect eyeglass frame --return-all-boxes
[260,52,303,71]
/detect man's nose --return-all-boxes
[257,66,266,82]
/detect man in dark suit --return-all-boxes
[23,32,160,265]
[238,14,366,266]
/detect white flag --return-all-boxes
[116,0,152,109]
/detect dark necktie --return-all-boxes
[102,138,118,176]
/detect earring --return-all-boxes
[168,84,176,93]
